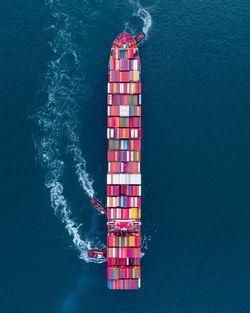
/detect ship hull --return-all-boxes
[107,33,142,290]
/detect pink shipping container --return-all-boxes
[107,266,141,279]
[120,185,141,196]
[107,128,142,139]
[108,105,141,117]
[108,162,140,174]
[107,279,140,290]
[107,257,141,266]
[107,150,141,162]
[107,207,141,219]
[107,247,141,258]
[107,94,141,105]
[108,82,141,94]
[107,185,121,196]
[107,234,141,247]
[107,196,141,208]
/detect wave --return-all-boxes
[127,0,153,39]
[44,160,103,264]
[33,0,104,263]
[66,126,95,199]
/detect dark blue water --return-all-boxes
[1,0,250,312]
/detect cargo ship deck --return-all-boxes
[106,33,142,290]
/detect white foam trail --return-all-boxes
[41,156,104,264]
[33,0,105,263]
[66,125,95,199]
[141,234,152,251]
[128,0,153,39]
[35,134,101,263]
[136,6,152,37]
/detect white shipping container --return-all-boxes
[114,49,119,59]
[107,128,115,139]
[120,83,124,94]
[107,174,141,185]
[120,105,130,117]
[131,129,139,138]
[131,60,139,70]
[131,83,135,94]
[138,186,141,196]
[108,94,112,104]
[107,174,111,184]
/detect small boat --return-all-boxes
[88,249,107,259]
[134,32,145,45]
[90,198,107,215]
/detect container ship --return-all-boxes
[89,32,144,290]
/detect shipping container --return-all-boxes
[108,150,141,161]
[107,174,141,185]
[107,257,141,266]
[107,128,142,139]
[107,266,141,279]
[108,162,140,174]
[107,207,141,219]
[107,94,141,105]
[107,278,141,290]
[107,196,141,208]
[107,234,141,247]
[107,247,141,258]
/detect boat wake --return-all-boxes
[34,0,105,264]
[35,0,152,266]
[126,0,153,39]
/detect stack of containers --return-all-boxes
[107,33,142,290]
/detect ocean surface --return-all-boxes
[1,0,250,312]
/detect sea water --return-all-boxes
[1,0,250,312]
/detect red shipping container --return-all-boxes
[129,140,141,150]
[107,185,120,196]
[129,117,141,128]
[108,117,119,128]
[119,128,130,139]
[108,94,140,105]
[107,151,118,161]
[127,48,135,59]
[120,185,141,196]
[126,162,140,173]
[108,106,119,116]
[107,258,141,266]
[108,162,120,173]
[121,72,130,82]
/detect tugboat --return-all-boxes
[134,32,145,45]
[88,249,107,259]
[90,198,107,215]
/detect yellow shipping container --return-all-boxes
[130,207,138,218]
